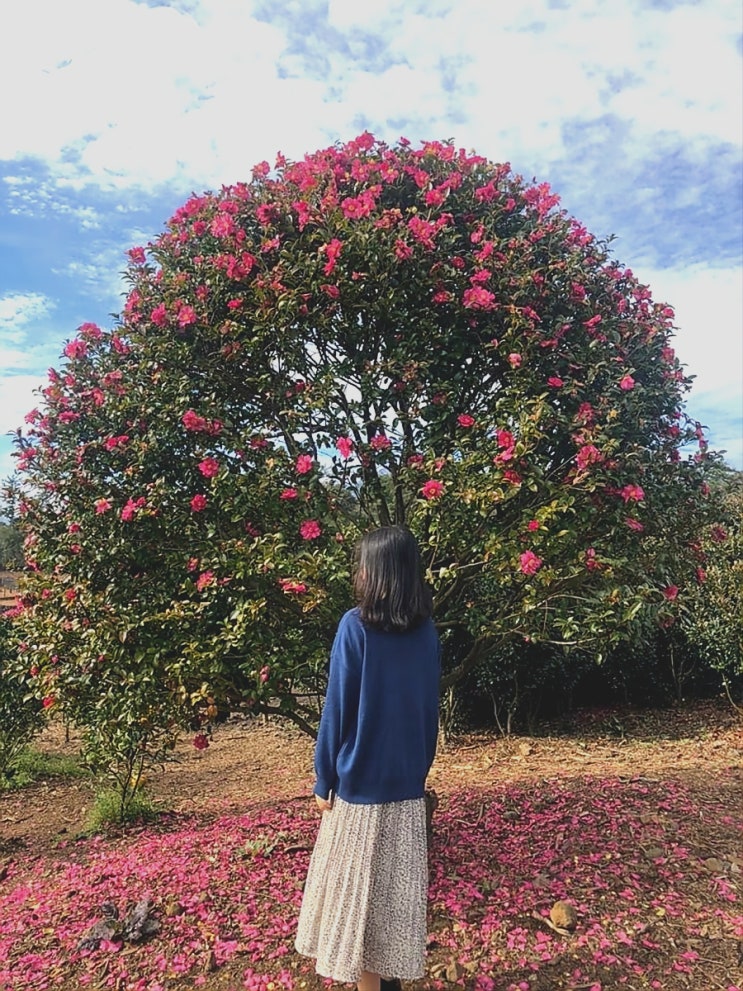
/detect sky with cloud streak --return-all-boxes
[0,0,741,484]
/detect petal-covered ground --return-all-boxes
[1,770,741,991]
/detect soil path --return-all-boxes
[2,700,741,861]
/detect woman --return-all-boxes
[295,526,441,990]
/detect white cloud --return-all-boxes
[637,264,742,398]
[0,293,53,341]
[0,0,320,191]
[0,297,60,450]
[52,254,129,305]
[0,372,45,424]
[2,0,738,195]
[635,262,742,466]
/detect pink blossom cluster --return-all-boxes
[181,410,223,436]
[121,496,147,522]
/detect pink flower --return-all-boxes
[177,305,197,328]
[496,429,514,449]
[662,585,679,601]
[198,457,220,478]
[259,665,271,683]
[575,444,603,470]
[625,517,645,532]
[619,373,635,391]
[120,496,145,522]
[210,213,235,238]
[64,588,76,602]
[520,550,543,575]
[279,578,308,595]
[508,353,522,368]
[526,519,540,532]
[300,519,322,540]
[370,434,392,451]
[103,434,129,451]
[394,239,413,261]
[63,338,88,360]
[322,238,343,276]
[711,525,727,542]
[584,547,600,571]
[42,696,56,709]
[424,186,446,208]
[190,494,208,512]
[341,191,376,219]
[503,468,522,485]
[256,203,279,225]
[296,454,314,475]
[128,246,146,264]
[151,303,168,327]
[462,286,496,310]
[196,571,216,592]
[457,414,475,428]
[280,487,299,500]
[407,454,425,468]
[421,479,445,500]
[696,567,707,583]
[547,376,563,388]
[336,436,354,459]
[79,322,103,340]
[182,409,208,432]
[193,733,209,751]
[620,483,645,503]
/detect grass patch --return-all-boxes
[86,788,159,831]
[0,747,90,791]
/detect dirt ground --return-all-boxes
[1,699,742,991]
[2,699,741,861]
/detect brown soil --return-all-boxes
[2,700,741,861]
[1,701,741,991]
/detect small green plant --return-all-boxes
[86,786,158,831]
[239,831,290,859]
[2,746,88,790]
[0,618,46,782]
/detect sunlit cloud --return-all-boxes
[0,293,53,341]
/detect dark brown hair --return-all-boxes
[354,526,432,633]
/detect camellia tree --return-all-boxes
[10,134,718,786]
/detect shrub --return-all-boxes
[0,617,45,783]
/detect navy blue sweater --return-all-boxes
[314,607,441,805]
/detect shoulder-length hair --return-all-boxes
[354,526,433,633]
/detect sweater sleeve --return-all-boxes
[425,636,442,773]
[313,611,364,800]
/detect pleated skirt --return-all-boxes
[294,796,429,983]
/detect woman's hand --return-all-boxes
[314,793,333,813]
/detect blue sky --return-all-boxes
[1,0,741,478]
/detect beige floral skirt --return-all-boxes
[294,796,429,983]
